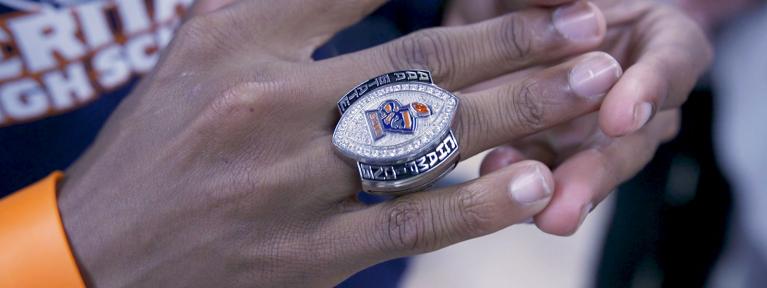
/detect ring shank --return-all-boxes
[358,131,460,194]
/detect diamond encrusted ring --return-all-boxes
[332,70,460,195]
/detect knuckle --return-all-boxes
[206,79,289,120]
[501,79,546,132]
[380,199,437,253]
[453,185,497,237]
[387,29,456,83]
[498,14,533,60]
[454,98,485,153]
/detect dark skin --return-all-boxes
[53,0,710,286]
[446,0,712,235]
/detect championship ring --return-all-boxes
[332,70,460,194]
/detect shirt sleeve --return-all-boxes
[0,172,85,287]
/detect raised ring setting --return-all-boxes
[332,70,460,194]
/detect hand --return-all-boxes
[446,0,712,235]
[57,0,622,286]
[480,110,680,235]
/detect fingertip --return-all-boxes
[636,108,681,143]
[634,102,655,131]
[599,102,654,137]
[587,1,608,41]
[480,146,527,176]
[506,160,555,208]
[658,110,681,142]
[569,52,623,101]
[534,201,591,236]
[552,1,607,44]
[598,101,634,137]
[515,160,555,189]
[599,65,663,137]
[533,159,599,236]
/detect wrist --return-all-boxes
[57,165,139,286]
[57,173,98,285]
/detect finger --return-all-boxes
[330,161,553,263]
[599,5,712,136]
[456,52,622,158]
[316,1,607,97]
[479,146,529,175]
[317,51,619,199]
[535,109,680,236]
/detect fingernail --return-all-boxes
[509,165,553,204]
[553,2,601,41]
[569,53,622,99]
[634,102,654,130]
[577,203,594,227]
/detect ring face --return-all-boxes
[333,70,460,194]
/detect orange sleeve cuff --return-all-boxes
[0,172,86,287]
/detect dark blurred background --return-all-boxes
[596,89,732,288]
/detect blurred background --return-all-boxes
[317,0,766,287]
